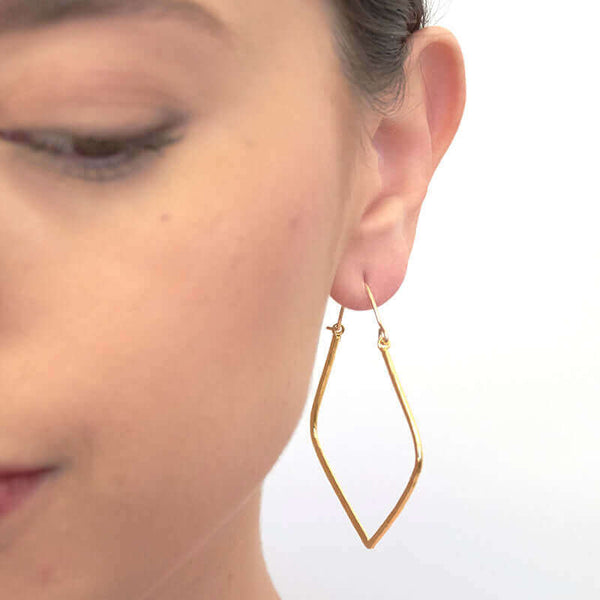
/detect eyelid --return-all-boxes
[26,111,190,140]
[0,116,188,184]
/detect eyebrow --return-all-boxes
[0,0,233,41]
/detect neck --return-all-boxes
[135,484,280,600]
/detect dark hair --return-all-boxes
[327,0,431,117]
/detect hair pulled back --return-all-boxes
[328,0,431,116]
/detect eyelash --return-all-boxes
[0,123,184,183]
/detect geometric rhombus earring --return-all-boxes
[310,281,423,549]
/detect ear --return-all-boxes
[330,26,466,310]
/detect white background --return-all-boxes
[261,1,600,598]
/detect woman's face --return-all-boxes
[0,0,373,598]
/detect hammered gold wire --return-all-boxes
[309,282,423,549]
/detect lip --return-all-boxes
[0,466,58,520]
[0,466,55,477]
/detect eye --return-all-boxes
[0,121,185,183]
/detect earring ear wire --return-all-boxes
[310,281,423,549]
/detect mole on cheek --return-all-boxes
[288,209,308,232]
[160,213,172,223]
[36,563,56,586]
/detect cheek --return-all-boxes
[128,133,339,459]
[90,149,339,585]
[0,123,343,590]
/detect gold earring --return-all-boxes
[310,281,423,549]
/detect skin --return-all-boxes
[0,1,466,599]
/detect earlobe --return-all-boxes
[330,26,466,311]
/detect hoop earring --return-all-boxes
[310,281,423,549]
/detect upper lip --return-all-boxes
[0,466,56,478]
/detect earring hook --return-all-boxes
[328,282,390,347]
[363,282,390,347]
